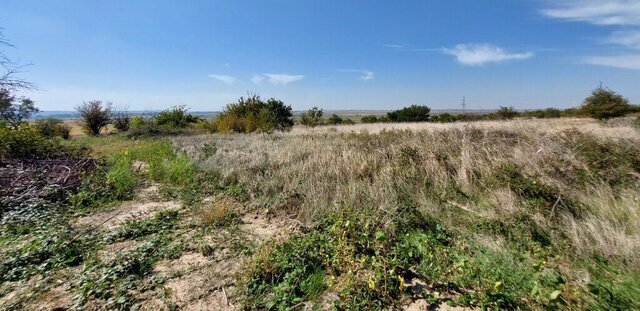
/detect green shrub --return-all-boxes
[387,105,430,122]
[431,112,457,123]
[582,86,631,120]
[300,107,324,128]
[35,118,71,139]
[361,115,379,123]
[154,105,201,128]
[496,106,519,120]
[112,110,131,132]
[0,126,83,160]
[215,95,294,133]
[327,114,343,125]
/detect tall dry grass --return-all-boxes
[172,118,640,266]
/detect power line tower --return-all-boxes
[462,96,466,114]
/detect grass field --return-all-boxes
[1,117,639,310]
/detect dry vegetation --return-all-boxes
[1,117,639,310]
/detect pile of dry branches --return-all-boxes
[0,158,96,221]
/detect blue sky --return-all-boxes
[1,0,639,111]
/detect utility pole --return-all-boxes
[462,96,466,114]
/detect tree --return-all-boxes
[1,30,33,90]
[0,88,38,128]
[387,105,430,122]
[76,100,112,135]
[300,107,323,127]
[582,86,631,120]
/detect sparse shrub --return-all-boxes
[361,115,379,123]
[0,89,38,128]
[634,116,640,128]
[300,106,324,127]
[496,106,518,120]
[387,105,430,122]
[35,118,71,139]
[76,100,112,135]
[582,86,631,120]
[214,94,294,133]
[112,109,131,132]
[195,196,240,227]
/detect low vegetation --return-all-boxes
[1,85,639,309]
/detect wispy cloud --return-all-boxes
[584,54,640,70]
[542,0,640,70]
[251,74,265,85]
[252,73,304,85]
[383,43,407,49]
[541,0,640,26]
[442,44,533,66]
[607,30,640,49]
[208,74,237,85]
[338,69,374,81]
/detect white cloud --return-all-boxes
[208,74,237,85]
[383,43,407,49]
[251,74,265,85]
[442,44,533,66]
[257,73,304,85]
[542,0,640,26]
[338,69,374,81]
[607,30,640,49]
[584,54,640,69]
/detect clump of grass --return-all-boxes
[194,195,241,228]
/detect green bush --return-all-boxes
[361,115,379,123]
[431,112,457,123]
[0,126,84,160]
[154,105,201,128]
[496,106,519,120]
[327,114,343,125]
[35,118,71,139]
[215,95,294,133]
[387,105,430,122]
[112,110,131,132]
[582,86,631,120]
[300,107,324,128]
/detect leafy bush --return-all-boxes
[35,118,71,139]
[154,105,201,128]
[0,126,84,160]
[496,106,519,120]
[582,86,631,120]
[523,108,561,119]
[361,115,379,123]
[431,112,457,123]
[327,114,343,125]
[387,105,430,122]
[0,89,38,128]
[300,106,324,128]
[215,95,294,133]
[112,109,131,132]
[76,100,112,135]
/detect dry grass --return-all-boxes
[172,117,640,267]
